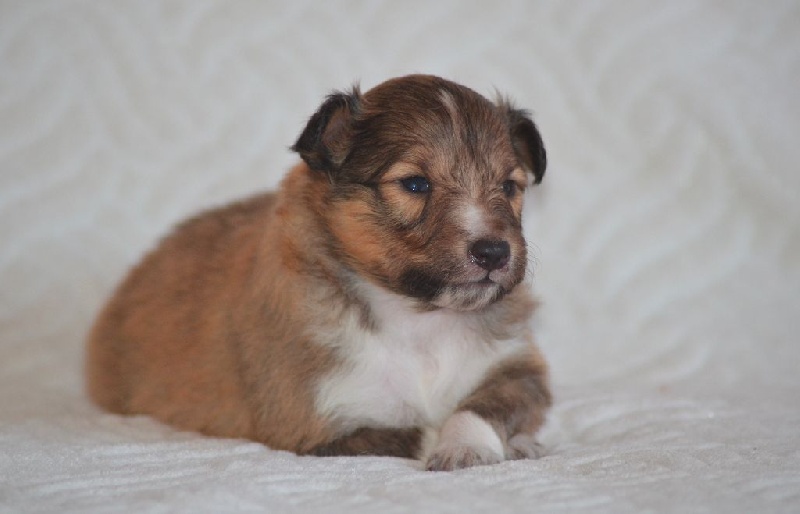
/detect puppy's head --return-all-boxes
[292,75,546,311]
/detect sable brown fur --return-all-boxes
[310,427,423,458]
[86,74,551,470]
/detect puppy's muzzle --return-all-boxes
[469,239,510,271]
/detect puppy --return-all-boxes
[86,74,551,471]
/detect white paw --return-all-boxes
[426,444,503,471]
[424,411,505,471]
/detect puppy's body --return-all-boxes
[87,75,551,470]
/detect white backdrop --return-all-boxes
[2,2,799,512]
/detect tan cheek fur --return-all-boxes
[508,167,528,217]
[325,179,431,288]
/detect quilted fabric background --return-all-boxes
[1,1,798,512]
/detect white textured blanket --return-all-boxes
[2,2,799,512]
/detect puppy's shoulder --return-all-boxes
[169,191,278,247]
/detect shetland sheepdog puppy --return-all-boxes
[87,75,551,471]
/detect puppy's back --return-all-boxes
[86,192,277,438]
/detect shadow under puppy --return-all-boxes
[86,74,551,471]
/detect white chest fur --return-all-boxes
[313,282,530,432]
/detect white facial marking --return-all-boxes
[461,202,490,239]
[438,89,460,126]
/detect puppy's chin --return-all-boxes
[398,266,523,312]
[430,282,507,311]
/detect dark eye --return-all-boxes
[502,180,517,197]
[400,176,431,194]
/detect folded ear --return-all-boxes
[291,86,362,178]
[501,102,547,184]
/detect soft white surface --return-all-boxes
[2,1,799,512]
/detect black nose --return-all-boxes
[469,240,510,271]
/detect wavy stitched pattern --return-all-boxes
[1,1,799,512]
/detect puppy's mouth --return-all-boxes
[399,271,507,311]
[434,280,506,311]
[454,275,499,290]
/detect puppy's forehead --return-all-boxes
[363,78,499,133]
[361,79,518,177]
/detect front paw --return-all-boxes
[425,444,503,471]
[424,411,505,471]
[506,433,546,460]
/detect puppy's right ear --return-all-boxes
[292,87,361,178]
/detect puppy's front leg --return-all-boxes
[426,353,551,471]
